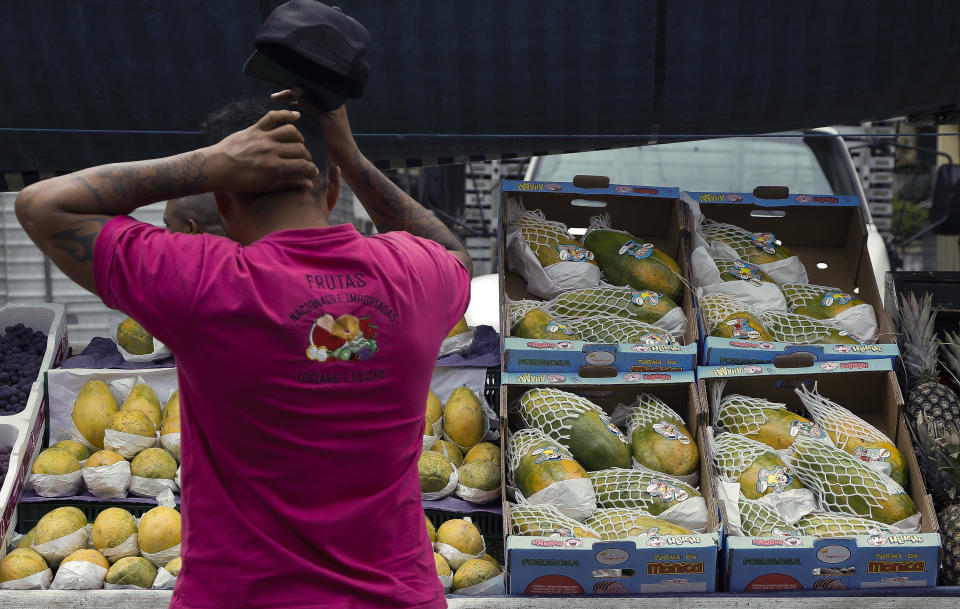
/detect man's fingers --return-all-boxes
[276,143,312,161]
[270,89,295,101]
[270,124,305,144]
[255,109,300,131]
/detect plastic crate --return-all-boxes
[15,500,178,535]
[426,508,503,564]
[483,367,500,408]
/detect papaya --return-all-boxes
[512,434,589,499]
[433,552,452,577]
[458,460,501,491]
[31,447,80,475]
[446,317,470,339]
[61,549,110,570]
[442,386,485,450]
[165,557,182,577]
[51,441,90,463]
[92,508,138,556]
[584,508,694,540]
[161,417,180,437]
[116,317,153,355]
[832,435,906,488]
[738,453,807,500]
[548,286,676,326]
[711,312,774,341]
[481,554,500,569]
[718,259,775,286]
[121,384,162,430]
[583,228,683,302]
[511,309,582,340]
[430,439,464,468]
[130,448,177,480]
[138,506,180,555]
[72,380,120,449]
[105,556,157,588]
[85,450,125,469]
[425,390,442,436]
[0,549,49,583]
[621,293,680,326]
[519,388,631,471]
[418,451,454,493]
[452,558,500,591]
[703,223,793,265]
[793,289,868,320]
[717,398,823,450]
[509,504,601,539]
[797,513,899,537]
[463,442,501,467]
[16,527,37,550]
[107,409,155,438]
[588,468,701,515]
[425,515,437,543]
[35,506,87,546]
[631,419,699,478]
[162,391,180,423]
[436,519,484,556]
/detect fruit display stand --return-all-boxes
[699,359,940,591]
[500,371,722,595]
[689,190,899,366]
[499,179,699,374]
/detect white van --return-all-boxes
[523,128,890,301]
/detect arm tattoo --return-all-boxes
[49,217,109,265]
[88,152,208,213]
[352,148,466,253]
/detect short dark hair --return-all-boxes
[201,97,330,186]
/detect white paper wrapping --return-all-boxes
[438,328,476,358]
[29,470,83,498]
[156,489,177,508]
[652,305,688,341]
[505,223,602,299]
[128,476,178,500]
[754,489,818,525]
[0,568,53,590]
[114,322,171,363]
[832,303,879,343]
[104,582,153,590]
[893,512,922,534]
[151,567,178,590]
[82,460,131,499]
[455,482,501,505]
[103,429,157,459]
[451,573,505,596]
[422,468,458,501]
[32,526,89,567]
[175,466,181,488]
[141,543,181,568]
[632,457,698,487]
[63,418,98,452]
[422,435,438,453]
[715,479,745,535]
[759,256,808,286]
[657,497,709,533]
[435,539,486,571]
[518,478,596,522]
[160,432,181,462]
[692,246,788,311]
[51,560,108,590]
[99,533,139,563]
[438,574,453,593]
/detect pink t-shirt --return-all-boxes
[95,216,470,609]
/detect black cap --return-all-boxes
[243,0,370,111]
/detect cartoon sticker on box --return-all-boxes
[547,374,568,383]
[756,465,794,494]
[750,232,777,255]
[727,259,763,287]
[618,240,655,260]
[545,183,562,192]
[646,478,689,503]
[821,291,854,307]
[306,313,378,362]
[556,244,595,262]
[796,195,812,203]
[726,194,743,202]
[653,420,691,445]
[726,317,762,339]
[631,289,662,306]
[614,185,633,194]
[544,319,576,336]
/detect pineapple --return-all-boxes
[910,416,960,585]
[896,293,960,427]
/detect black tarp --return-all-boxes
[2,0,960,171]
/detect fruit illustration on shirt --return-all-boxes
[306,313,378,362]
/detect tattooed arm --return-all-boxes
[276,90,473,276]
[15,110,317,294]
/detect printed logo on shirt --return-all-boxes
[305,313,378,362]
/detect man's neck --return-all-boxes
[243,191,330,243]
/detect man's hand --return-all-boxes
[205,109,318,193]
[270,88,357,166]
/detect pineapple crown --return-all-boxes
[897,292,940,386]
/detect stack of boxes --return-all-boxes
[498,178,942,595]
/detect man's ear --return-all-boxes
[185,219,199,234]
[325,166,341,212]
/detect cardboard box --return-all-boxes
[501,376,720,595]
[500,180,699,374]
[689,190,899,365]
[698,359,940,591]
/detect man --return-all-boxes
[163,193,225,236]
[16,93,471,609]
